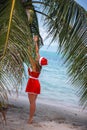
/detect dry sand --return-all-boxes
[0,95,87,130]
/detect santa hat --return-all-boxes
[39,57,48,66]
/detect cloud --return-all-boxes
[40,27,59,47]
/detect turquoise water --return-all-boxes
[22,50,80,108]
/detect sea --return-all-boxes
[21,49,81,109]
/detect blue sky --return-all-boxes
[39,0,87,52]
[76,0,87,10]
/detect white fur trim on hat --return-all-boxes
[39,57,43,66]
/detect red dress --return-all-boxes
[25,68,41,94]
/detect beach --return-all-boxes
[0,95,87,130]
[0,50,87,130]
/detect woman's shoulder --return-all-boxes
[28,66,40,74]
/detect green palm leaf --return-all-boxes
[41,0,87,108]
[0,0,42,105]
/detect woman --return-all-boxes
[25,36,48,124]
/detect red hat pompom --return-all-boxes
[39,57,48,66]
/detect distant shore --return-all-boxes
[0,94,87,130]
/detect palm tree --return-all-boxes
[0,0,87,108]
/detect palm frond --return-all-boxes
[41,0,87,108]
[0,0,38,105]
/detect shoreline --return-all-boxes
[0,94,87,130]
[10,92,86,112]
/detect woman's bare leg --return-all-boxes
[28,93,37,124]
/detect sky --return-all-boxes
[76,0,87,10]
[38,0,87,52]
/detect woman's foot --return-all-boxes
[27,118,33,124]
